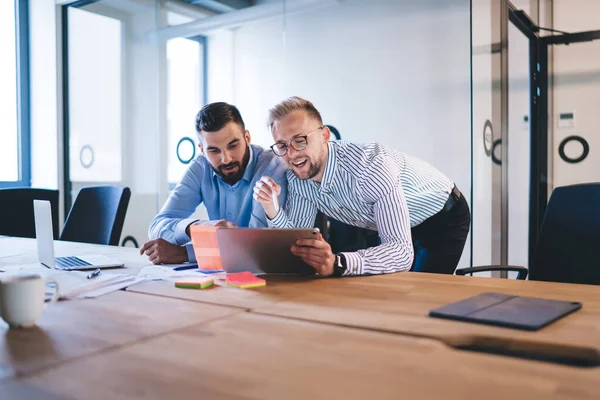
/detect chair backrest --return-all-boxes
[60,185,131,246]
[530,183,600,285]
[0,188,59,239]
[326,125,341,141]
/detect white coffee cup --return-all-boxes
[0,274,59,328]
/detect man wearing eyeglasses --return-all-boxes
[254,96,470,277]
[141,102,288,265]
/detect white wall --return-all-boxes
[119,8,164,246]
[552,0,600,187]
[208,0,473,267]
[207,30,235,105]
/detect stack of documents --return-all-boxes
[0,263,147,300]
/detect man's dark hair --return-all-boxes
[195,102,245,133]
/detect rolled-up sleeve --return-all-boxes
[267,187,318,230]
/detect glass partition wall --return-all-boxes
[471,0,502,273]
[551,0,600,191]
[472,0,600,277]
[507,0,534,275]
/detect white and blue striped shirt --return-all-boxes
[268,141,454,275]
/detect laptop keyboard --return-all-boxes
[55,256,93,270]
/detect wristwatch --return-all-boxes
[332,254,347,277]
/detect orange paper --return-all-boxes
[190,225,223,271]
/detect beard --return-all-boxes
[213,144,251,185]
[289,158,322,180]
[289,145,325,180]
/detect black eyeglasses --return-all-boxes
[270,126,323,157]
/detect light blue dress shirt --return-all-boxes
[149,144,288,261]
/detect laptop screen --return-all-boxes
[33,200,56,269]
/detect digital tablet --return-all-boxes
[428,292,582,331]
[216,228,320,275]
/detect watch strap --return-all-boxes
[332,254,347,277]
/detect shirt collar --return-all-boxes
[212,144,256,185]
[317,141,337,193]
[241,144,256,182]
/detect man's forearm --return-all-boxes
[151,217,235,245]
[149,216,199,245]
[340,240,413,276]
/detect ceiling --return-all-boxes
[183,0,255,14]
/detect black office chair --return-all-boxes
[0,188,60,239]
[314,211,380,254]
[60,185,131,246]
[326,124,341,141]
[456,183,600,285]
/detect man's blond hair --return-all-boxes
[267,96,323,131]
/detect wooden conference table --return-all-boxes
[0,237,599,399]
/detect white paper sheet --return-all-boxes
[138,265,223,283]
[41,271,147,299]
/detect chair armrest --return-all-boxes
[455,265,529,280]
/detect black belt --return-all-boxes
[441,185,462,213]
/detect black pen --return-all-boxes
[87,268,101,279]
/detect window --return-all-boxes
[167,36,206,185]
[0,0,29,187]
[67,7,122,183]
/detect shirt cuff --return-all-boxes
[175,218,200,244]
[185,243,196,263]
[340,252,363,276]
[267,209,287,228]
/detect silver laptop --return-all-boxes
[215,228,320,275]
[33,200,124,271]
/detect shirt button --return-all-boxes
[227,213,232,218]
